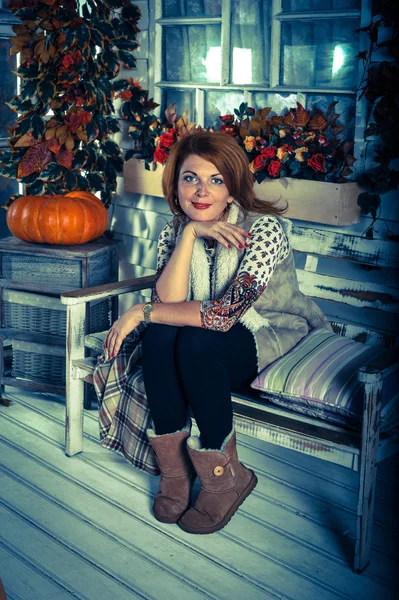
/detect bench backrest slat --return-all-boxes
[296,270,399,313]
[291,227,399,269]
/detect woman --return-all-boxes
[96,131,330,534]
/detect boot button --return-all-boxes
[213,466,224,476]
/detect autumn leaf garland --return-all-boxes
[1,0,142,207]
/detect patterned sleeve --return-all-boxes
[151,221,176,303]
[200,216,290,331]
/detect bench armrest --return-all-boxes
[60,274,156,305]
[358,352,399,383]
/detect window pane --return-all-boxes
[282,0,360,10]
[230,0,271,85]
[306,93,356,140]
[0,38,17,140]
[252,92,299,116]
[204,91,244,130]
[163,89,195,122]
[281,20,359,88]
[0,178,17,238]
[163,25,221,82]
[162,0,221,18]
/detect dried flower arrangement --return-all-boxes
[0,0,142,208]
[122,98,356,184]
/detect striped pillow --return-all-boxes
[251,328,398,431]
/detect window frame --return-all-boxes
[0,2,20,149]
[149,0,371,171]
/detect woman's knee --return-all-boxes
[141,323,179,353]
[176,327,225,362]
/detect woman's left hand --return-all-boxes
[103,305,142,360]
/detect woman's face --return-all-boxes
[176,154,233,221]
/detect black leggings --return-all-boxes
[141,323,257,449]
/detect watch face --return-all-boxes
[144,303,153,314]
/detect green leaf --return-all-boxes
[124,149,135,161]
[96,116,108,139]
[118,50,136,69]
[87,172,105,190]
[121,5,141,22]
[75,24,90,49]
[76,174,89,190]
[31,115,45,140]
[102,140,120,157]
[26,179,45,195]
[85,146,98,170]
[15,117,32,137]
[73,149,89,169]
[6,96,33,113]
[90,28,104,46]
[38,79,56,104]
[104,162,117,184]
[93,20,115,40]
[14,8,36,19]
[86,120,99,143]
[109,155,123,172]
[113,79,129,92]
[39,163,64,182]
[20,80,37,101]
[65,28,78,47]
[101,48,119,74]
[106,116,120,134]
[14,62,39,81]
[64,170,79,190]
[115,38,139,51]
[0,163,18,179]
[20,172,38,184]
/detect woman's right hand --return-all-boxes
[186,220,252,250]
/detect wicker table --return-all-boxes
[0,236,119,404]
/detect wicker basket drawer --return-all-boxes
[11,339,66,386]
[3,289,110,336]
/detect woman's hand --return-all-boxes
[103,305,143,360]
[186,220,252,250]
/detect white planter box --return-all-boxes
[124,158,361,226]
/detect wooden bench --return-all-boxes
[60,225,399,574]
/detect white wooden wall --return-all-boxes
[110,0,399,325]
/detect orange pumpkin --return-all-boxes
[6,193,109,245]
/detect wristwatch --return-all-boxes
[143,302,154,323]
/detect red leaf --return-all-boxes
[46,137,61,154]
[56,149,73,169]
[17,143,51,178]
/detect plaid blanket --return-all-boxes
[93,324,160,475]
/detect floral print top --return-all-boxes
[152,216,290,332]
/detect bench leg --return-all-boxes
[354,377,383,573]
[65,303,86,456]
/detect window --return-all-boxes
[151,0,370,160]
[0,0,19,235]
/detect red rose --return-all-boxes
[219,123,238,136]
[308,153,327,172]
[219,114,234,123]
[268,160,281,177]
[154,146,169,164]
[247,107,255,115]
[250,155,266,173]
[61,54,74,69]
[261,146,277,159]
[159,130,177,148]
[282,143,294,152]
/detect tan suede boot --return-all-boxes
[147,424,195,523]
[178,430,257,534]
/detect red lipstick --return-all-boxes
[192,202,211,210]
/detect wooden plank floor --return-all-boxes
[0,389,398,600]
